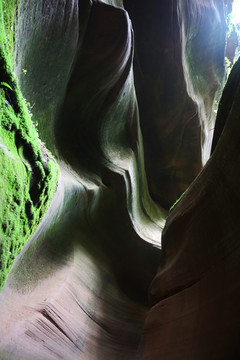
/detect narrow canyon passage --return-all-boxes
[1,0,240,359]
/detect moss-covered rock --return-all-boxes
[0,0,59,289]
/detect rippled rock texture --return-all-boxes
[0,0,238,359]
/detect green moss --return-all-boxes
[169,188,188,213]
[1,0,18,64]
[0,0,59,289]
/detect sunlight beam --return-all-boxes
[232,0,240,25]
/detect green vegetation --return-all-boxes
[0,0,59,289]
[169,188,188,213]
[225,12,240,77]
[1,0,18,65]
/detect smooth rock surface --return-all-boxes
[140,58,240,360]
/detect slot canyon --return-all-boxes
[0,0,240,359]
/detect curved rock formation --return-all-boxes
[0,0,238,359]
[140,58,240,360]
[0,1,164,359]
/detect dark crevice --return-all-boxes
[152,278,201,305]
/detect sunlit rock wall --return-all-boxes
[178,0,226,163]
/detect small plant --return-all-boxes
[225,56,233,78]
[0,82,13,90]
[0,82,13,107]
[169,188,189,213]
[213,99,219,114]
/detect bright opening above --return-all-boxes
[232,0,240,25]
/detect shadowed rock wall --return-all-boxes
[140,58,240,360]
